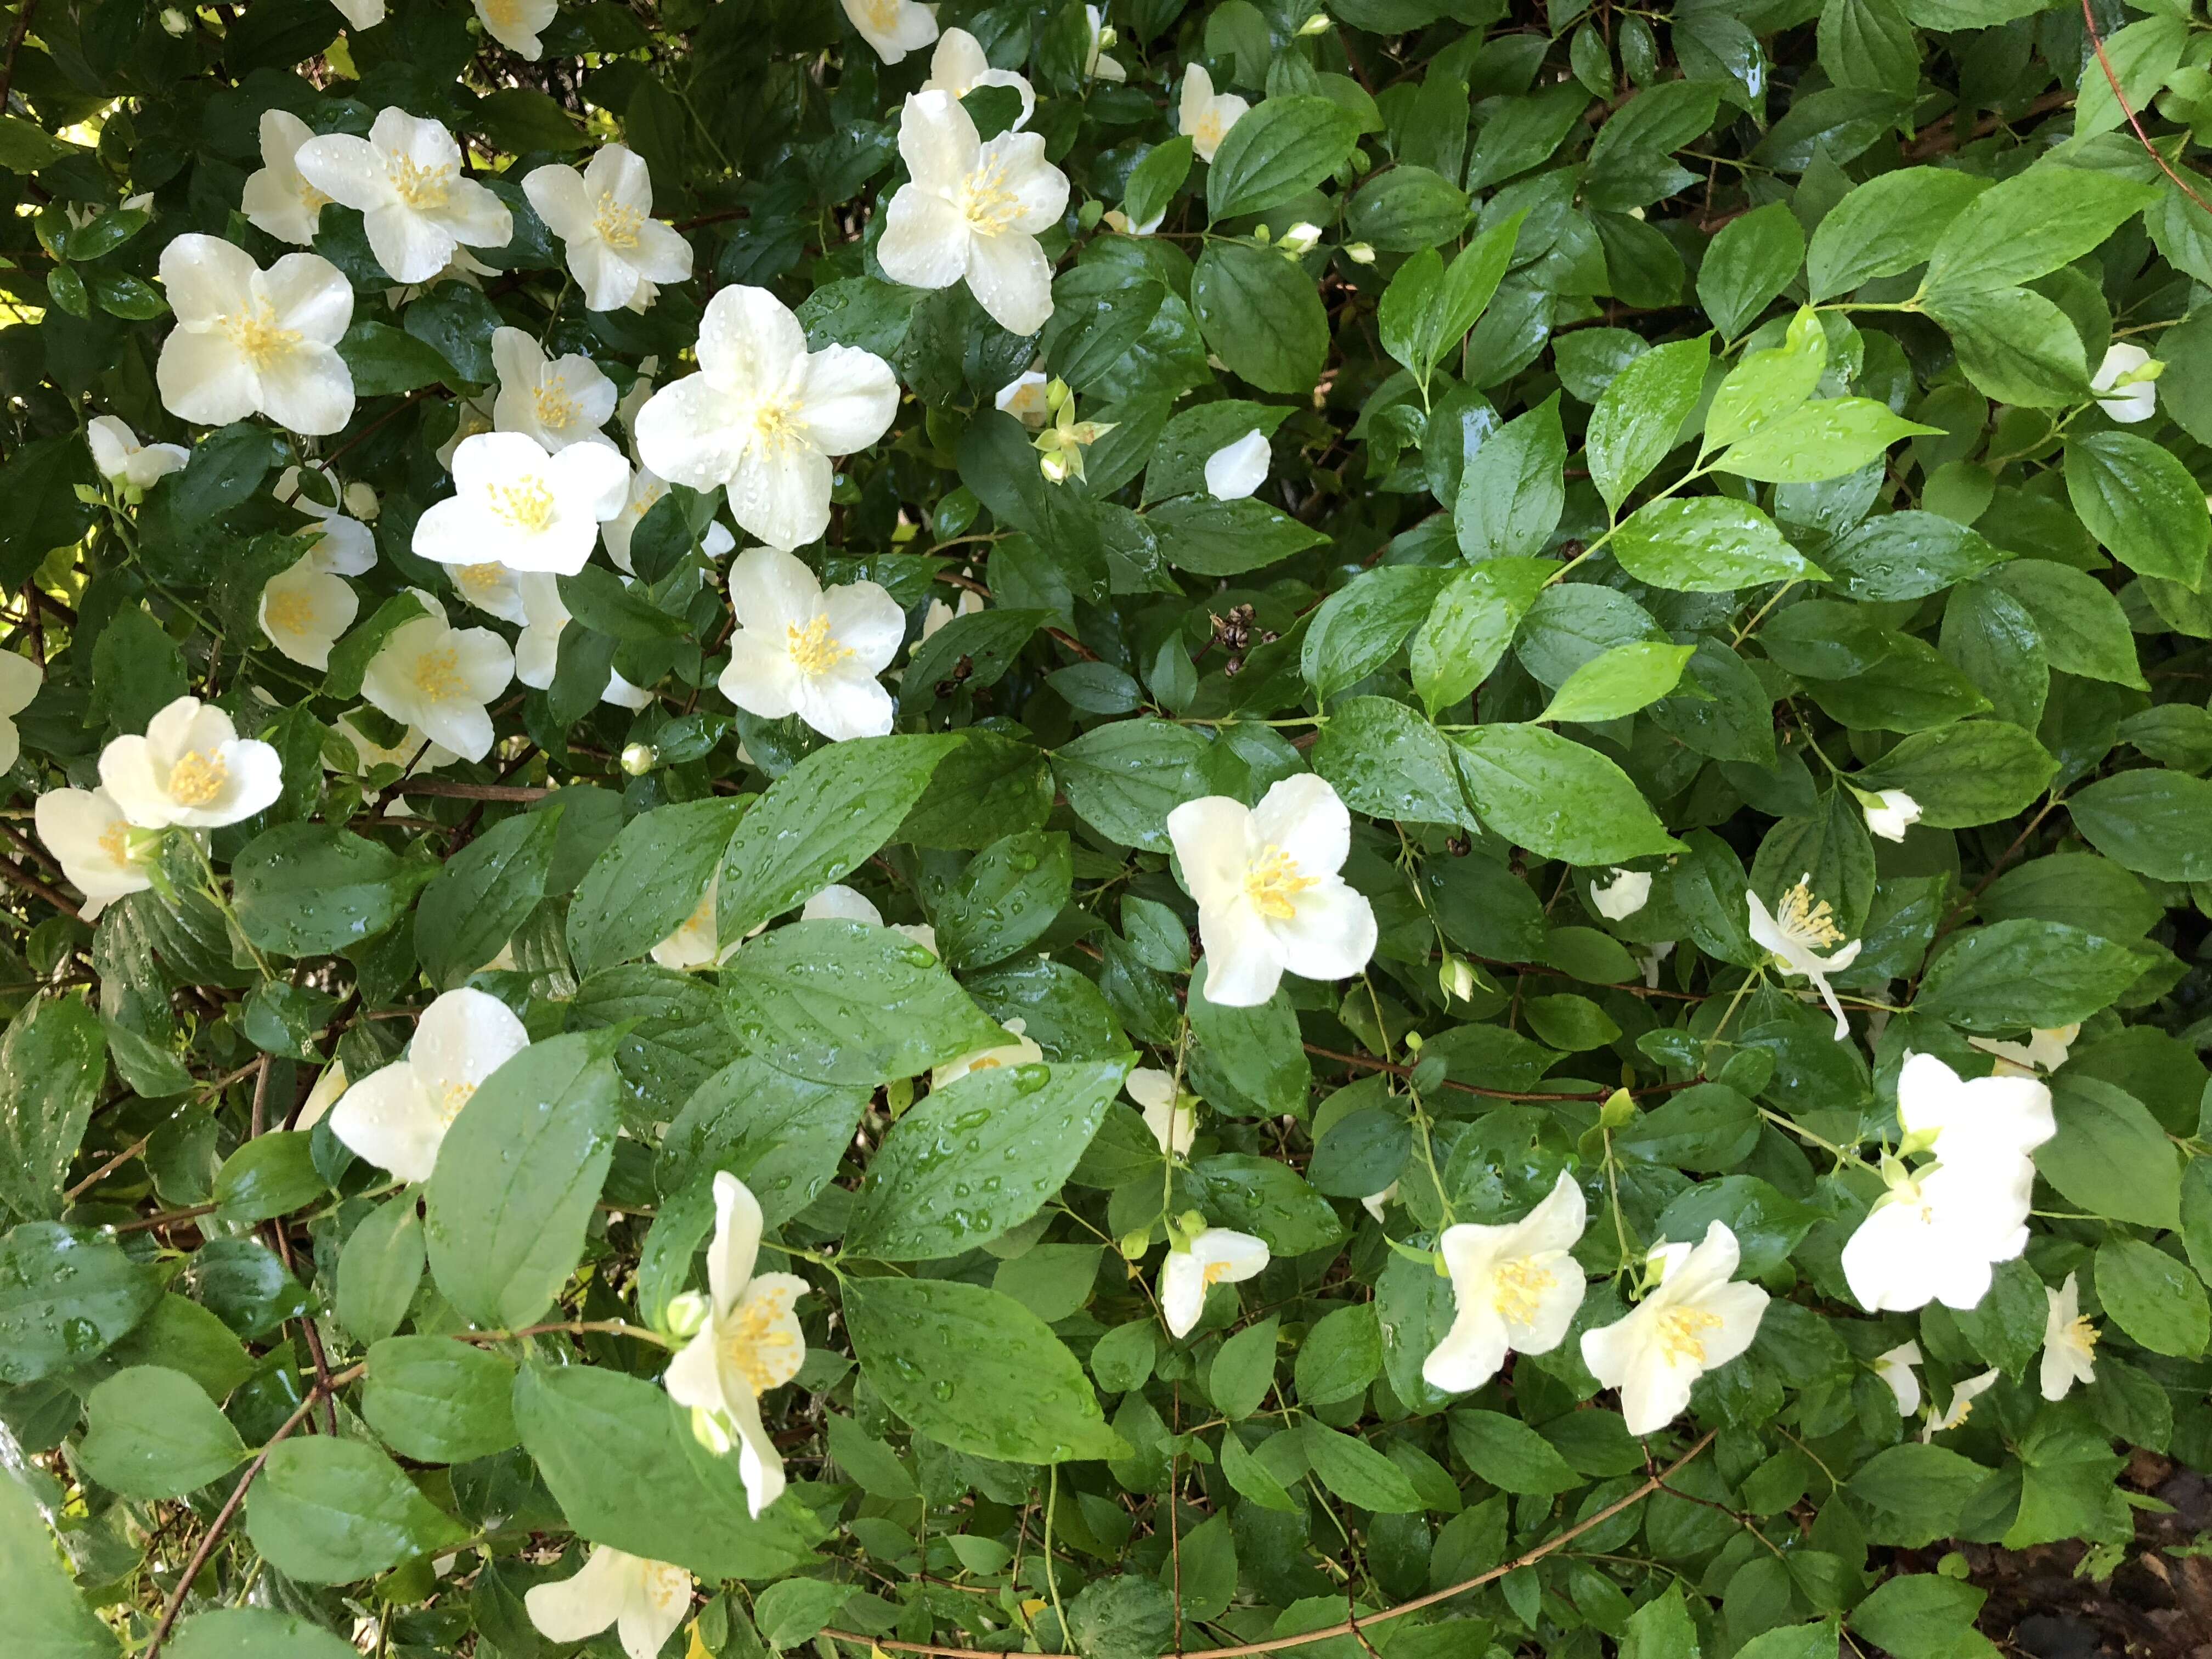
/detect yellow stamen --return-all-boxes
[1202,1258,1234,1285]
[435,1079,476,1127]
[483,0,521,25]
[221,303,301,370]
[97,822,133,865]
[1655,1306,1724,1365]
[1195,114,1224,151]
[1776,881,1844,949]
[786,614,854,676]
[2069,1316,2100,1352]
[592,193,645,250]
[1243,845,1317,920]
[532,376,578,431]
[388,155,455,211]
[956,155,1024,236]
[412,647,467,702]
[752,400,804,455]
[265,590,318,636]
[1490,1257,1558,1325]
[718,1286,802,1395]
[167,750,229,807]
[457,562,508,597]
[490,479,557,533]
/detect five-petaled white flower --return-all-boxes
[840,0,937,63]
[932,1017,1044,1091]
[1581,1221,1769,1436]
[636,285,900,552]
[34,788,152,920]
[295,108,513,284]
[100,695,283,830]
[1179,64,1250,162]
[1969,1023,2079,1077]
[923,27,1037,127]
[1205,430,1271,500]
[1839,1052,2053,1314]
[88,416,188,494]
[1745,876,1862,1040]
[258,555,359,670]
[664,1172,810,1517]
[471,0,556,59]
[716,546,904,742]
[1425,1171,1588,1395]
[1127,1068,1197,1156]
[490,328,619,452]
[524,145,695,314]
[1922,1367,2000,1439]
[1161,1227,1268,1338]
[1167,775,1378,1008]
[274,465,378,575]
[156,234,354,435]
[0,652,38,775]
[415,431,630,578]
[2040,1272,2098,1402]
[329,987,529,1183]
[1591,868,1651,921]
[878,90,1071,338]
[240,109,331,245]
[1858,787,1921,843]
[2091,342,2159,425]
[360,589,516,763]
[525,1547,692,1659]
[995,369,1049,428]
[1872,1341,1922,1417]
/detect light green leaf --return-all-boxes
[1610,498,1827,592]
[1538,641,1697,723]
[244,1437,467,1585]
[76,1366,247,1498]
[0,994,105,1222]
[1585,335,1709,515]
[1451,723,1680,862]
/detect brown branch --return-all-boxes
[1,817,62,877]
[324,385,442,467]
[377,777,555,802]
[819,1431,1714,1659]
[0,0,38,112]
[1901,87,2072,160]
[2081,0,2212,218]
[0,855,79,918]
[64,1132,154,1201]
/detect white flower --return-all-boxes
[329,0,384,27]
[471,0,555,57]
[716,547,904,742]
[258,555,359,670]
[99,695,283,830]
[274,466,378,575]
[525,1547,692,1659]
[291,1060,350,1131]
[329,988,529,1183]
[652,875,738,970]
[1278,222,1322,255]
[87,416,188,493]
[1126,1068,1197,1156]
[2040,1273,2098,1402]
[1922,1367,2000,1439]
[932,1017,1044,1091]
[1640,941,1675,989]
[33,788,153,920]
[663,1172,810,1517]
[1359,1182,1398,1222]
[414,432,630,578]
[335,714,452,777]
[1893,1050,2057,1164]
[923,28,1037,127]
[360,590,515,763]
[1161,1227,1269,1338]
[1178,65,1250,163]
[156,235,354,435]
[1424,1171,1587,1395]
[1204,430,1270,500]
[1084,5,1126,81]
[995,369,1050,428]
[2091,342,2159,425]
[1968,1023,2079,1077]
[295,108,514,285]
[840,0,937,63]
[1591,868,1651,921]
[437,391,496,469]
[455,559,531,627]
[635,285,899,551]
[1745,877,1863,1041]
[1859,787,1921,843]
[240,110,331,245]
[524,145,693,314]
[0,652,38,775]
[801,884,938,955]
[490,328,618,453]
[1580,1221,1769,1436]
[1167,775,1378,1008]
[878,91,1071,338]
[1872,1341,1922,1417]
[1103,207,1165,237]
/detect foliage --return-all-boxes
[4,0,2212,1656]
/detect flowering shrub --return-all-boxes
[5,1,2212,1656]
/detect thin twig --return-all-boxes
[1,818,62,877]
[2082,0,2212,218]
[380,777,556,803]
[0,0,39,111]
[0,855,80,918]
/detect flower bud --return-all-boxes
[1344,241,1376,264]
[620,741,658,776]
[1280,221,1322,255]
[664,1290,710,1340]
[1118,1228,1151,1259]
[1097,23,1118,48]
[1040,449,1073,484]
[1439,955,1477,1002]
[344,481,380,521]
[160,6,190,32]
[1297,9,1331,32]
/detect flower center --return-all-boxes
[1655,1306,1724,1365]
[435,1079,476,1127]
[221,303,301,370]
[858,0,902,28]
[457,562,508,597]
[592,193,645,250]
[266,590,318,635]
[168,750,229,806]
[1201,1256,1235,1286]
[628,481,667,522]
[532,376,578,431]
[1776,881,1844,949]
[1195,112,1224,150]
[296,176,331,212]
[483,0,521,25]
[786,614,854,676]
[957,156,1023,236]
[413,646,467,702]
[97,822,133,865]
[389,155,455,211]
[491,479,558,533]
[2068,1315,2099,1353]
[752,399,805,455]
[1490,1257,1558,1325]
[1243,845,1317,920]
[718,1287,802,1395]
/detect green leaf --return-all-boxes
[1922,166,2156,297]
[1449,724,1681,863]
[0,1223,159,1385]
[166,1610,359,1659]
[1923,284,2090,408]
[1053,718,1213,850]
[1190,1154,1345,1252]
[335,1195,424,1347]
[1610,498,1828,592]
[1699,202,1806,338]
[1412,558,1550,716]
[1538,641,1697,724]
[1302,567,1448,704]
[1706,307,1826,450]
[568,797,749,977]
[659,1057,868,1227]
[1346,163,1471,252]
[1209,1316,1282,1420]
[2039,1076,2182,1229]
[76,1366,247,1498]
[1123,136,1194,229]
[0,995,105,1222]
[244,1437,467,1584]
[1301,1421,1424,1512]
[1191,241,1329,394]
[1917,919,2145,1032]
[1805,166,1989,301]
[715,734,958,943]
[363,1336,518,1462]
[322,591,427,702]
[1853,722,2056,828]
[1848,1575,1987,1659]
[1190,963,1312,1115]
[233,824,423,956]
[423,1032,623,1329]
[213,1132,325,1224]
[337,320,456,395]
[2063,431,2211,589]
[1621,1584,1699,1659]
[844,1276,1125,1462]
[846,1059,1126,1259]
[1820,511,2008,602]
[1714,398,1933,483]
[934,830,1073,970]
[1205,97,1362,220]
[1585,335,1708,515]
[1455,397,1566,560]
[723,918,1008,1087]
[1149,493,1329,578]
[2067,770,2212,882]
[414,806,562,989]
[2096,1239,2209,1358]
[0,1466,117,1659]
[1847,1443,1989,1546]
[1447,1408,1583,1493]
